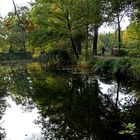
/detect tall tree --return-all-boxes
[11,0,31,51]
[76,0,107,56]
[91,0,105,55]
[32,0,82,59]
[106,0,131,50]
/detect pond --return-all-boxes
[0,63,140,140]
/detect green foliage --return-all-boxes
[94,58,140,81]
[113,58,132,75]
[0,0,139,61]
[3,5,36,54]
[128,48,140,57]
[119,123,137,136]
[129,58,140,80]
[115,58,140,80]
[39,49,71,67]
[111,48,128,56]
[77,53,97,65]
[0,52,32,61]
[94,59,116,74]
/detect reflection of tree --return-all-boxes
[1,64,140,140]
[33,74,103,139]
[99,76,114,85]
[0,66,10,139]
[99,76,140,140]
[0,96,6,139]
[101,76,135,109]
[32,72,134,140]
[8,65,35,111]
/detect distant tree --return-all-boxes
[4,2,35,53]
[105,0,131,50]
[0,17,7,52]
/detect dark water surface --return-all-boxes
[0,63,140,140]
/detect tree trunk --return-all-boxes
[93,25,99,55]
[115,80,120,108]
[137,8,140,47]
[22,27,27,51]
[9,44,13,54]
[66,14,79,59]
[70,36,79,59]
[77,41,82,55]
[75,37,82,55]
[85,24,89,61]
[117,13,122,50]
[12,0,27,51]
[74,36,82,55]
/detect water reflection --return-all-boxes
[1,96,42,140]
[0,64,140,140]
[0,66,10,139]
[98,77,136,110]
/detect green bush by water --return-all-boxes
[94,57,140,81]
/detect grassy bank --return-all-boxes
[93,57,140,81]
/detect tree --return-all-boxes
[0,17,7,52]
[32,0,83,59]
[130,0,140,21]
[106,0,131,50]
[91,0,105,55]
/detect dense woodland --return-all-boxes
[0,0,139,62]
[0,0,140,79]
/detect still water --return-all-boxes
[0,63,140,140]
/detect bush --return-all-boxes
[113,58,132,77]
[0,52,32,61]
[40,49,71,66]
[129,59,140,81]
[128,48,140,57]
[94,57,140,81]
[111,48,128,56]
[94,59,115,75]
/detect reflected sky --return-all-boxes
[0,96,42,140]
[0,64,140,140]
[98,79,136,109]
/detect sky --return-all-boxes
[0,0,130,33]
[99,16,130,34]
[0,0,33,17]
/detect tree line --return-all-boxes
[0,0,139,60]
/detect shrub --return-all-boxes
[111,48,128,56]
[129,59,140,81]
[128,48,140,57]
[94,59,115,75]
[94,57,140,81]
[113,58,132,77]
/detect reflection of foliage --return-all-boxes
[28,69,140,140]
[7,65,35,111]
[31,73,70,112]
[34,75,104,139]
[0,64,140,140]
[32,72,118,139]
[119,123,137,136]
[9,65,33,95]
[0,66,10,139]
